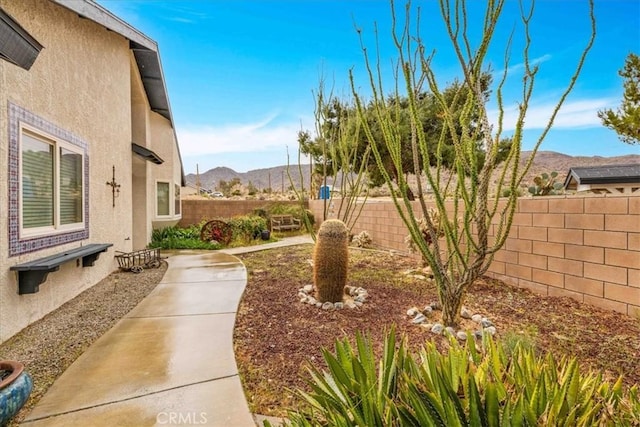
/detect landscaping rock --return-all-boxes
[473,330,484,340]
[346,301,357,309]
[303,284,313,293]
[334,302,344,310]
[315,302,322,308]
[481,318,494,328]
[354,301,363,307]
[445,326,456,336]
[412,314,427,324]
[321,302,334,310]
[456,331,468,341]
[471,314,483,323]
[484,326,497,335]
[422,305,433,315]
[307,297,317,305]
[431,323,444,334]
[407,307,419,317]
[354,295,366,303]
[460,307,472,319]
[430,301,442,310]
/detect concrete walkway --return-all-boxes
[22,236,313,427]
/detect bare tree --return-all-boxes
[351,0,596,327]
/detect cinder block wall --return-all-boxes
[179,200,305,227]
[309,195,640,317]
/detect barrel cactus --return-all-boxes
[314,219,349,303]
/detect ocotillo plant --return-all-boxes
[313,219,349,303]
[350,0,595,327]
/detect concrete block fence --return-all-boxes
[308,195,640,317]
[179,199,305,227]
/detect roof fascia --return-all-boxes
[51,0,155,50]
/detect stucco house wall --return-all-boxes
[0,0,182,341]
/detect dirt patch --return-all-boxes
[234,245,640,418]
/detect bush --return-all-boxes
[150,225,221,250]
[227,215,268,242]
[283,330,640,426]
[501,187,524,198]
[352,230,372,248]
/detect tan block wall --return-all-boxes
[179,200,305,226]
[309,194,640,317]
[0,0,135,341]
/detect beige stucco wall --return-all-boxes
[0,0,135,341]
[129,56,182,247]
[130,56,152,250]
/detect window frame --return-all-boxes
[155,180,182,220]
[155,180,171,218]
[18,123,86,239]
[174,183,181,216]
[8,102,89,257]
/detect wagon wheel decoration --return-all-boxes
[200,220,233,245]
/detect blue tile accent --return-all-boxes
[7,102,90,256]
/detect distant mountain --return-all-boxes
[186,165,312,192]
[520,151,640,184]
[186,151,639,192]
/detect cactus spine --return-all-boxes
[314,219,349,303]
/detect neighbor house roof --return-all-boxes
[564,164,640,190]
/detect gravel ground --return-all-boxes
[0,264,167,426]
[235,245,640,418]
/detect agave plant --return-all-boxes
[280,331,640,427]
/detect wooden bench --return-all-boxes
[10,243,113,295]
[270,214,301,232]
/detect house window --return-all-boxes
[8,102,89,256]
[157,181,170,216]
[174,183,181,215]
[20,127,84,236]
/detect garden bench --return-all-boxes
[270,214,301,232]
[10,243,113,295]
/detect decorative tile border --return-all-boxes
[8,102,90,256]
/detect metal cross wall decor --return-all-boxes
[106,165,121,207]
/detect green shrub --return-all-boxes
[150,224,220,250]
[283,330,640,426]
[252,208,268,219]
[227,215,268,242]
[501,187,524,198]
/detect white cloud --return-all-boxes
[488,97,617,132]
[177,114,312,157]
[494,54,553,76]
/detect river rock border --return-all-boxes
[407,303,497,340]
[297,285,368,310]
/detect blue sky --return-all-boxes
[97,0,639,174]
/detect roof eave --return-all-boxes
[51,0,184,184]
